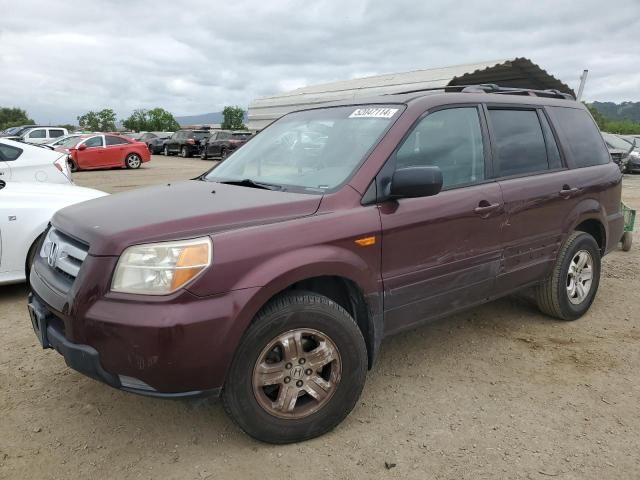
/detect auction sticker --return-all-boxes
[349,107,398,119]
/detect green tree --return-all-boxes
[122,108,180,132]
[586,104,607,130]
[77,109,117,131]
[221,106,246,130]
[0,107,35,130]
[122,109,149,132]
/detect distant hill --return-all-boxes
[590,102,640,122]
[175,111,249,126]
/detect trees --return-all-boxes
[221,106,246,130]
[77,109,117,131]
[0,107,35,130]
[122,108,180,132]
[588,102,640,134]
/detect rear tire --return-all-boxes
[68,159,78,172]
[220,148,228,160]
[222,292,367,444]
[180,146,189,158]
[200,149,208,160]
[125,153,142,169]
[163,145,169,156]
[622,232,633,252]
[535,231,601,321]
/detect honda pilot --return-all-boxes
[28,86,624,444]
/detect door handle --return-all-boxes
[474,201,501,216]
[559,185,579,198]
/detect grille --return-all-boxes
[40,228,89,283]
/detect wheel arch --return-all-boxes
[222,256,384,371]
[564,198,609,255]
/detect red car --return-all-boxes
[57,134,151,172]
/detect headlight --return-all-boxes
[111,237,212,295]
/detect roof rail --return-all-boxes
[389,84,575,100]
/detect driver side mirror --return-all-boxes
[390,166,443,198]
[77,144,87,151]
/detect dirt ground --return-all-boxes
[1,156,639,480]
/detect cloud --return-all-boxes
[0,0,638,123]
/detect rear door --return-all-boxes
[104,135,130,166]
[380,105,505,334]
[47,128,66,141]
[486,105,578,292]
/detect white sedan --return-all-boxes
[0,138,71,184]
[0,180,107,285]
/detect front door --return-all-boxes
[76,135,107,168]
[380,105,505,335]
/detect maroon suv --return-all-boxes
[28,86,623,444]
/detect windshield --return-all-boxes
[603,133,632,150]
[58,135,84,147]
[205,105,402,192]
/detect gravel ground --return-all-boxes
[1,155,639,480]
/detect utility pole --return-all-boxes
[577,69,589,101]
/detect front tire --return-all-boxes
[222,292,367,444]
[180,146,189,158]
[163,145,169,156]
[535,231,601,321]
[622,232,633,252]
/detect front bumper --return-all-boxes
[28,292,221,398]
[28,252,260,397]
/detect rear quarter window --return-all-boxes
[0,143,23,161]
[548,107,610,168]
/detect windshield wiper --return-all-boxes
[216,178,284,191]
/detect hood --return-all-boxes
[52,180,322,255]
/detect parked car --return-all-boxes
[163,129,211,157]
[619,135,640,173]
[602,132,633,171]
[0,179,106,285]
[44,133,84,149]
[0,125,38,137]
[126,132,174,154]
[27,87,623,444]
[58,134,151,171]
[147,133,173,154]
[200,131,253,160]
[18,127,69,145]
[0,138,71,184]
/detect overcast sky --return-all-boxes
[1,0,638,124]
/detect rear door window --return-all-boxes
[0,143,23,161]
[548,107,609,168]
[105,135,130,146]
[48,129,65,138]
[396,107,485,189]
[488,109,550,177]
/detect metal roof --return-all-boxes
[248,57,574,129]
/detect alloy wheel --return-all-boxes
[566,250,593,305]
[126,154,141,169]
[252,328,341,419]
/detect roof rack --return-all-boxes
[389,84,575,100]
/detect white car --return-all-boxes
[0,180,107,285]
[0,138,72,184]
[19,126,69,145]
